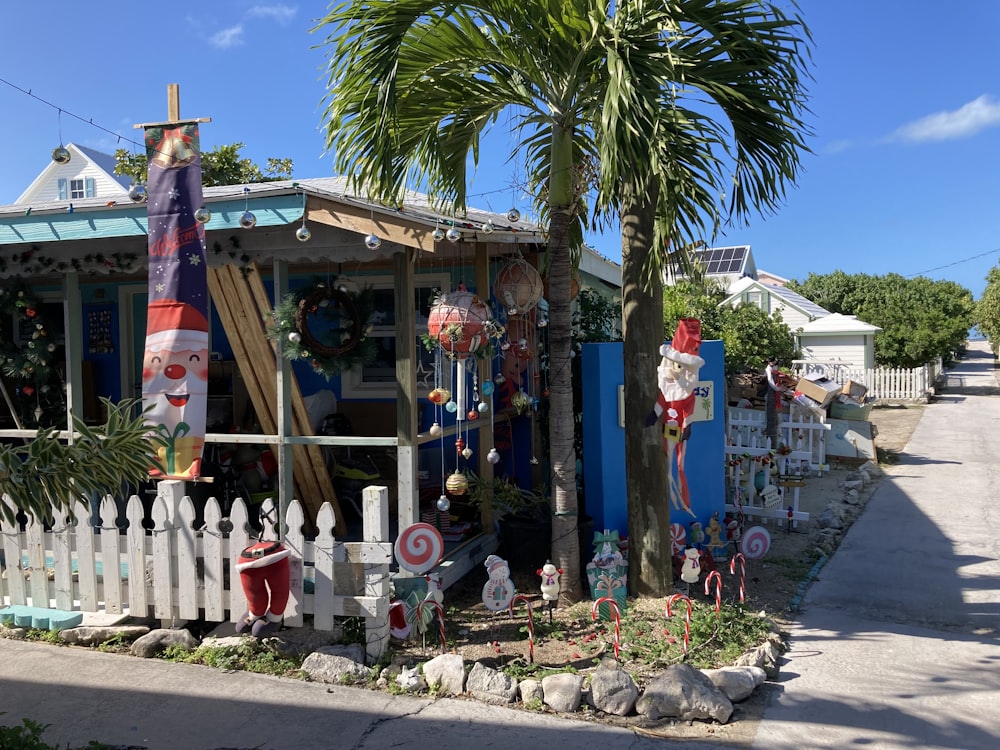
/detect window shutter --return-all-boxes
[85,178,96,198]
[58,178,67,200]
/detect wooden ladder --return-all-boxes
[207,263,346,535]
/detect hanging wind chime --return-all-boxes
[426,283,501,496]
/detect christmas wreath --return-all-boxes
[269,281,377,379]
[0,279,66,427]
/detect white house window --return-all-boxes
[745,290,764,309]
[341,273,450,398]
[59,177,95,200]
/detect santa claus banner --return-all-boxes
[142,122,209,479]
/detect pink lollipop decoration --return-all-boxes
[704,570,723,614]
[508,594,535,663]
[740,525,771,560]
[729,553,747,603]
[591,597,622,661]
[416,599,447,653]
[666,593,693,655]
[670,522,686,556]
[394,522,444,574]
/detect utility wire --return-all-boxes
[908,247,1000,278]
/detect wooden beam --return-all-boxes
[307,203,437,252]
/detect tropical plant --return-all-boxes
[314,0,811,598]
[0,399,162,525]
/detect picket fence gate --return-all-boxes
[794,359,943,401]
[723,407,827,528]
[0,485,393,664]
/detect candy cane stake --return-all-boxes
[416,599,447,653]
[591,597,622,661]
[704,570,723,614]
[729,552,747,603]
[666,593,693,655]
[508,594,535,664]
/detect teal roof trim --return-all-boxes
[0,194,303,246]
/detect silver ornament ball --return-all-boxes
[482,220,495,234]
[296,225,312,242]
[432,227,445,241]
[239,210,257,229]
[288,331,302,344]
[506,207,520,222]
[487,448,501,465]
[128,183,147,203]
[51,145,71,165]
[436,495,451,512]
[445,227,461,243]
[365,233,382,250]
[194,206,211,224]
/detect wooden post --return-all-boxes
[133,83,212,129]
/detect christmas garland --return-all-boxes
[269,282,377,379]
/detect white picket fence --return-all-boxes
[0,485,393,664]
[793,359,944,401]
[724,407,827,527]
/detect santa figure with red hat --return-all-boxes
[647,318,705,516]
[142,298,209,478]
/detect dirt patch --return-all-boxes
[385,403,926,743]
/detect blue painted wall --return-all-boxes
[581,339,726,539]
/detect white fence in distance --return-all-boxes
[793,359,943,402]
[0,486,392,664]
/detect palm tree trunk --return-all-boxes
[621,192,673,596]
[547,125,581,603]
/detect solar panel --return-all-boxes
[696,245,749,276]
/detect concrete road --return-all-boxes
[754,342,1000,749]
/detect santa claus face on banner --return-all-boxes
[142,337,210,413]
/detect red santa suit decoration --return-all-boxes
[647,318,705,517]
[235,540,291,638]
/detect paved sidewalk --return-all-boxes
[753,342,1000,749]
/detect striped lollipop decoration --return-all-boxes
[394,522,444,574]
[670,523,687,557]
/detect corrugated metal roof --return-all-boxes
[760,282,831,320]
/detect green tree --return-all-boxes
[315,0,811,598]
[974,264,1000,355]
[789,272,973,368]
[114,142,293,186]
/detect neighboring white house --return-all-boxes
[796,313,882,370]
[16,143,131,205]
[722,275,829,331]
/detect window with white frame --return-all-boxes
[341,273,451,398]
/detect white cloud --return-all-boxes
[248,4,297,24]
[210,25,245,49]
[891,95,1000,143]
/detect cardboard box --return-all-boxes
[795,375,842,408]
[842,379,868,401]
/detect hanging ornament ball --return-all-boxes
[432,227,445,241]
[455,437,465,451]
[461,446,473,459]
[288,331,302,344]
[537,318,548,328]
[429,422,442,437]
[487,448,501,465]
[194,206,211,224]
[365,233,382,250]
[481,381,495,397]
[51,145,71,165]
[296,225,312,242]
[482,220,495,234]
[467,409,479,421]
[428,387,451,404]
[477,401,489,414]
[426,284,495,359]
[436,494,451,512]
[446,471,469,495]
[239,210,257,229]
[494,373,506,385]
[506,207,521,222]
[445,400,458,413]
[494,256,544,316]
[445,227,461,243]
[128,183,147,203]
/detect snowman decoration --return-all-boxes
[680,547,702,584]
[482,554,515,611]
[537,561,563,601]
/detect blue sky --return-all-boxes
[2,1,999,297]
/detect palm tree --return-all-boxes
[314,0,811,600]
